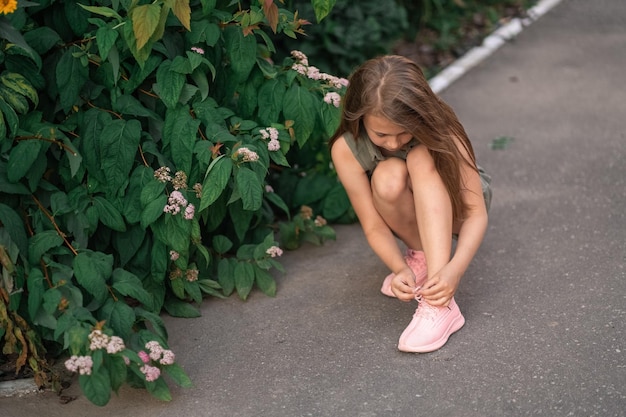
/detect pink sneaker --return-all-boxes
[381,249,428,298]
[397,297,465,353]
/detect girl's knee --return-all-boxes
[371,158,409,201]
[406,145,437,178]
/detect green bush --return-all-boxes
[276,0,409,77]
[0,0,349,405]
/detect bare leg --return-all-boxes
[370,157,422,251]
[405,146,454,279]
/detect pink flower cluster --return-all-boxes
[290,50,349,89]
[260,127,280,152]
[234,147,259,162]
[164,190,195,220]
[140,364,161,382]
[266,245,283,258]
[65,355,93,375]
[145,341,176,365]
[191,46,205,55]
[170,250,179,261]
[88,330,125,354]
[137,341,176,382]
[323,92,341,108]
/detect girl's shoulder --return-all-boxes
[339,131,380,174]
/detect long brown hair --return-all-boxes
[329,55,478,222]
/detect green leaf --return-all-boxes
[312,0,337,22]
[283,85,317,147]
[140,194,167,229]
[135,307,168,339]
[42,287,62,316]
[256,56,277,78]
[293,172,334,207]
[113,94,160,119]
[100,298,136,340]
[257,78,285,125]
[54,311,78,342]
[0,97,18,139]
[0,19,42,70]
[268,148,290,167]
[279,221,300,250]
[235,166,263,211]
[64,1,91,37]
[24,26,62,55]
[320,101,341,137]
[155,60,185,109]
[56,47,89,112]
[197,279,224,298]
[80,109,111,184]
[150,240,168,286]
[26,268,45,322]
[163,363,193,388]
[66,325,90,354]
[0,72,38,105]
[100,119,141,197]
[112,225,146,267]
[188,20,220,45]
[111,268,154,309]
[130,3,162,50]
[78,4,123,21]
[0,203,27,256]
[212,235,232,254]
[152,215,191,253]
[7,139,43,183]
[255,268,276,297]
[108,355,128,393]
[234,261,254,300]
[73,251,113,303]
[322,183,351,221]
[264,191,290,218]
[28,230,63,265]
[223,26,256,80]
[190,68,209,100]
[228,201,253,242]
[96,25,120,61]
[163,105,200,174]
[199,156,233,211]
[163,297,201,318]
[80,369,111,407]
[61,136,82,178]
[217,258,234,296]
[93,196,127,232]
[124,166,155,224]
[170,275,185,299]
[145,377,172,401]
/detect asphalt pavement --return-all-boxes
[1,0,624,415]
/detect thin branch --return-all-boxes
[15,136,77,156]
[31,195,78,256]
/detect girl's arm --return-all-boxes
[331,136,417,297]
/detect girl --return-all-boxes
[329,55,491,353]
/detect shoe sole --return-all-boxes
[397,313,465,353]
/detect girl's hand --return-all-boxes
[391,267,419,302]
[416,264,461,306]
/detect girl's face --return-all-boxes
[363,114,413,152]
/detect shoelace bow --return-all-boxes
[412,294,440,321]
